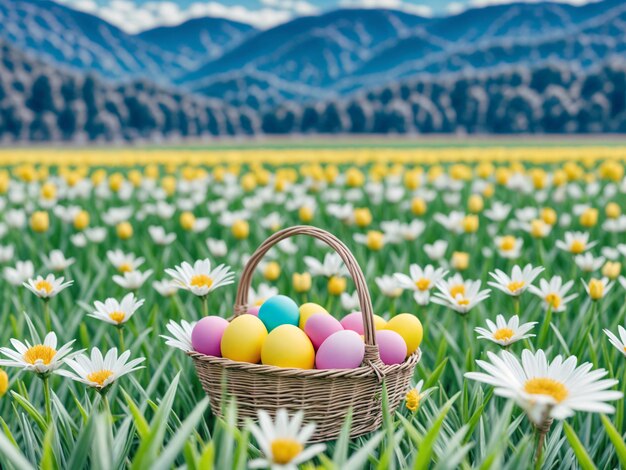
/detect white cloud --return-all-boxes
[469,0,599,7]
[339,0,433,17]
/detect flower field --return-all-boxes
[1,146,626,469]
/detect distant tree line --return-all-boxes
[2,41,626,142]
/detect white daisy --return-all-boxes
[555,231,598,254]
[475,315,537,346]
[340,291,360,311]
[304,253,348,278]
[484,202,512,222]
[42,250,75,271]
[112,269,152,291]
[23,274,73,299]
[381,220,425,243]
[604,326,626,357]
[59,347,144,390]
[153,279,179,297]
[423,240,448,261]
[148,226,176,245]
[375,275,403,298]
[494,235,523,259]
[84,227,107,243]
[432,274,491,314]
[528,276,578,312]
[248,409,326,470]
[0,244,15,263]
[488,264,545,297]
[106,250,144,273]
[0,332,77,375]
[206,238,228,257]
[574,253,605,273]
[160,319,196,352]
[89,293,145,326]
[465,349,623,425]
[165,259,235,297]
[249,284,279,307]
[4,260,35,286]
[394,264,448,305]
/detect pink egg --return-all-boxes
[340,311,365,334]
[376,330,407,365]
[304,313,344,349]
[191,316,229,356]
[247,306,260,316]
[315,330,365,369]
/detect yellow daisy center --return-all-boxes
[545,293,561,309]
[118,263,133,273]
[254,297,266,306]
[450,284,465,298]
[499,236,516,251]
[109,311,126,324]
[524,377,568,403]
[405,389,420,412]
[415,278,430,291]
[570,240,585,254]
[35,280,53,293]
[271,438,303,465]
[190,274,213,289]
[23,345,57,365]
[507,280,525,293]
[457,297,470,306]
[86,369,114,386]
[493,328,514,341]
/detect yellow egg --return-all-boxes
[261,325,315,369]
[373,315,387,330]
[384,314,423,356]
[221,315,268,363]
[298,302,329,329]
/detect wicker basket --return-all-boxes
[189,225,421,442]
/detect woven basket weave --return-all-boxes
[190,225,420,442]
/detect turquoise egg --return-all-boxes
[258,295,299,332]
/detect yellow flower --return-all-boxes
[241,173,257,192]
[328,276,346,296]
[405,388,420,412]
[73,210,90,230]
[180,211,196,231]
[325,165,339,183]
[602,261,621,280]
[579,208,598,228]
[40,182,57,200]
[462,215,479,233]
[476,162,494,179]
[366,230,384,251]
[90,169,106,186]
[541,207,557,226]
[427,165,443,182]
[530,219,548,238]
[552,169,567,186]
[293,273,312,293]
[232,220,250,240]
[0,369,8,397]
[467,194,484,213]
[403,169,421,190]
[298,206,314,223]
[108,172,124,192]
[263,262,281,281]
[144,164,159,179]
[345,167,365,187]
[482,183,495,198]
[495,167,510,185]
[530,168,547,189]
[588,278,604,300]
[411,197,427,216]
[452,252,469,271]
[353,208,372,228]
[116,221,133,240]
[30,211,49,233]
[605,202,621,219]
[162,176,176,196]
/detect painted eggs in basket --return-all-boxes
[384,314,423,356]
[376,330,407,365]
[304,313,343,350]
[258,295,299,332]
[261,325,315,369]
[191,316,229,357]
[220,315,268,363]
[298,302,329,329]
[315,330,365,370]
[340,311,388,335]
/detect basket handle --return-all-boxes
[234,225,378,348]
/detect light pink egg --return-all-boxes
[376,330,407,365]
[191,316,229,356]
[247,306,260,316]
[340,311,365,334]
[304,313,344,349]
[315,330,365,369]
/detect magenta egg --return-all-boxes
[191,316,229,356]
[247,306,260,316]
[376,330,407,365]
[315,330,364,369]
[340,311,365,334]
[304,313,344,349]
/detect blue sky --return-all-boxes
[57,0,595,32]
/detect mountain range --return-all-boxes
[0,0,625,140]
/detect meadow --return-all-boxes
[0,145,625,469]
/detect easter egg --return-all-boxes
[191,316,228,356]
[221,315,268,363]
[376,330,407,365]
[298,302,329,329]
[304,313,343,349]
[340,312,388,334]
[261,325,315,369]
[316,330,365,370]
[247,306,260,316]
[385,314,423,356]
[258,295,299,332]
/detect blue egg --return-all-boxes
[258,295,299,332]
